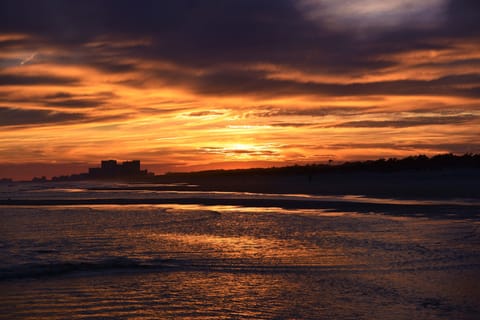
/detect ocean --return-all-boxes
[1,182,479,319]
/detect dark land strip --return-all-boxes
[1,197,479,218]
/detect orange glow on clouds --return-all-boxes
[0,0,479,181]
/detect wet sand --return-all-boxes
[2,169,480,219]
[154,169,480,200]
[1,196,480,219]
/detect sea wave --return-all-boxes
[0,257,165,280]
[0,257,325,280]
[2,256,479,281]
[0,254,371,280]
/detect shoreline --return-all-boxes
[4,169,480,200]
[1,197,479,219]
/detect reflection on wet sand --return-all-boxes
[5,183,480,207]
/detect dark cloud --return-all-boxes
[0,1,479,96]
[0,106,84,126]
[332,114,478,128]
[269,122,316,128]
[248,107,370,118]
[0,74,78,86]
[95,61,139,74]
[188,70,480,98]
[1,1,475,70]
[406,142,480,154]
[44,92,76,99]
[328,143,413,150]
[0,58,23,68]
[0,91,113,109]
[446,0,480,35]
[198,146,279,157]
[45,99,105,108]
[42,92,114,108]
[329,141,480,154]
[230,149,277,156]
[414,58,480,70]
[187,110,224,117]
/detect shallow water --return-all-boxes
[1,183,480,319]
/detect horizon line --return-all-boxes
[1,152,479,182]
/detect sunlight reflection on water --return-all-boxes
[1,200,479,319]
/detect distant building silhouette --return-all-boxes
[88,160,152,179]
[52,160,153,181]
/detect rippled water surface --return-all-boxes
[1,184,480,319]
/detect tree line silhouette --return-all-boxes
[164,153,480,179]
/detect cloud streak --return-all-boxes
[332,114,478,128]
[0,74,79,86]
[0,106,84,126]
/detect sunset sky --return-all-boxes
[1,0,479,179]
